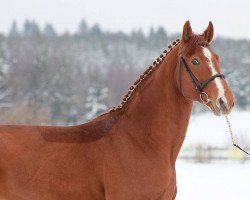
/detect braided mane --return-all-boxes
[109,38,180,113]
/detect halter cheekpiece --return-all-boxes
[178,47,225,104]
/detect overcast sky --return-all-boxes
[1,0,250,39]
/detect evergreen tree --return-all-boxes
[155,26,168,43]
[149,27,155,39]
[78,20,88,35]
[43,23,57,37]
[23,20,41,37]
[9,21,19,37]
[90,24,102,37]
[148,27,158,47]
[131,28,145,40]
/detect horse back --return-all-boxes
[0,113,119,199]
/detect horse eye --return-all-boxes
[191,59,200,65]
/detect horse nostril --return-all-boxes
[218,98,224,106]
[217,98,227,110]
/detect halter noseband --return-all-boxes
[178,48,225,104]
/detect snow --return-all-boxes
[85,87,108,121]
[176,110,250,200]
[184,109,250,147]
[176,161,250,200]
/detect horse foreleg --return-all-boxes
[171,186,177,200]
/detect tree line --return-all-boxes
[0,19,249,125]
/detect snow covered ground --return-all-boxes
[184,109,250,147]
[176,161,250,200]
[175,110,250,200]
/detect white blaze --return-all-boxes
[202,47,228,108]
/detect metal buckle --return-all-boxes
[200,92,211,108]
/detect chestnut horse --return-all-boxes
[0,21,234,200]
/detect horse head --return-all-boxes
[176,21,235,116]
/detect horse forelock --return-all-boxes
[183,34,209,55]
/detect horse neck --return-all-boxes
[119,45,193,159]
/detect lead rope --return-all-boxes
[225,115,250,155]
[200,93,250,156]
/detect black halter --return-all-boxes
[178,50,225,96]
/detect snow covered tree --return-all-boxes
[0,58,12,108]
[85,87,108,121]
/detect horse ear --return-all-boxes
[203,21,214,43]
[182,21,192,43]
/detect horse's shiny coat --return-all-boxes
[0,21,234,200]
